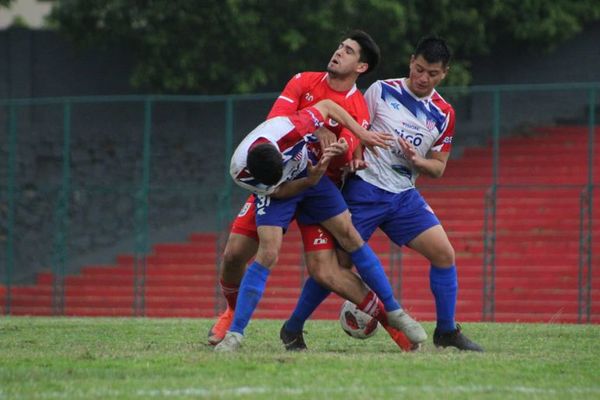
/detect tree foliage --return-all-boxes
[49,0,600,94]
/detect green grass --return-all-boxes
[1,318,599,399]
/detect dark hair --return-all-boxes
[345,29,380,74]
[247,143,283,185]
[414,35,452,67]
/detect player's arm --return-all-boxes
[337,129,367,173]
[270,158,329,199]
[312,100,393,150]
[271,139,349,199]
[347,142,368,172]
[397,137,450,178]
[398,102,456,178]
[340,97,370,172]
[314,126,337,149]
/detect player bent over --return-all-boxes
[209,30,399,346]
[214,99,427,352]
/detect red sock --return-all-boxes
[358,291,388,326]
[220,279,239,310]
[359,291,413,351]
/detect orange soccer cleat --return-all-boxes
[207,307,234,345]
[383,325,421,352]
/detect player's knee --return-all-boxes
[333,225,362,252]
[432,246,455,267]
[309,267,336,289]
[255,247,279,268]
[336,250,353,269]
[222,246,248,270]
[222,234,257,269]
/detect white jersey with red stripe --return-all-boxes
[357,78,455,193]
[230,107,324,196]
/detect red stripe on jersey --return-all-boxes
[275,107,324,152]
[430,91,455,152]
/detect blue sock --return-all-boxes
[430,265,457,333]
[350,244,400,312]
[285,277,331,333]
[229,261,270,335]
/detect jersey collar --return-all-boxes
[324,72,358,98]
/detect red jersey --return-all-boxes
[267,72,370,184]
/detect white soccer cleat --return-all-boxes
[214,331,244,352]
[386,309,427,344]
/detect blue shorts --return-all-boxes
[342,175,440,246]
[255,175,347,229]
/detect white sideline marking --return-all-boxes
[17,385,600,398]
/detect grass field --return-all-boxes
[1,317,599,399]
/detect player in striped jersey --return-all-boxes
[208,31,374,345]
[215,99,428,352]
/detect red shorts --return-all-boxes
[230,194,336,251]
[297,222,337,252]
[230,195,259,240]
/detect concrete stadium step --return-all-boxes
[8,286,53,296]
[116,254,216,266]
[153,242,217,254]
[494,300,578,314]
[462,146,599,158]
[145,309,214,318]
[446,158,600,169]
[187,233,219,243]
[7,296,53,308]
[2,306,54,316]
[61,275,302,289]
[401,265,582,279]
[63,307,137,317]
[492,313,581,323]
[436,176,593,185]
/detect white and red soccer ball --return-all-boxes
[339,300,379,339]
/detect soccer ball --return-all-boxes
[339,300,379,339]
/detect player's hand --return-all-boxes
[354,129,394,154]
[314,127,337,152]
[397,137,422,166]
[345,158,368,172]
[322,137,349,159]
[306,154,332,185]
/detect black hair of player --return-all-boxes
[414,35,452,67]
[247,143,283,185]
[345,29,380,75]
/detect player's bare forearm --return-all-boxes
[412,157,447,178]
[313,100,363,134]
[313,100,393,149]
[398,137,449,178]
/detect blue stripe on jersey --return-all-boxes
[381,82,446,133]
